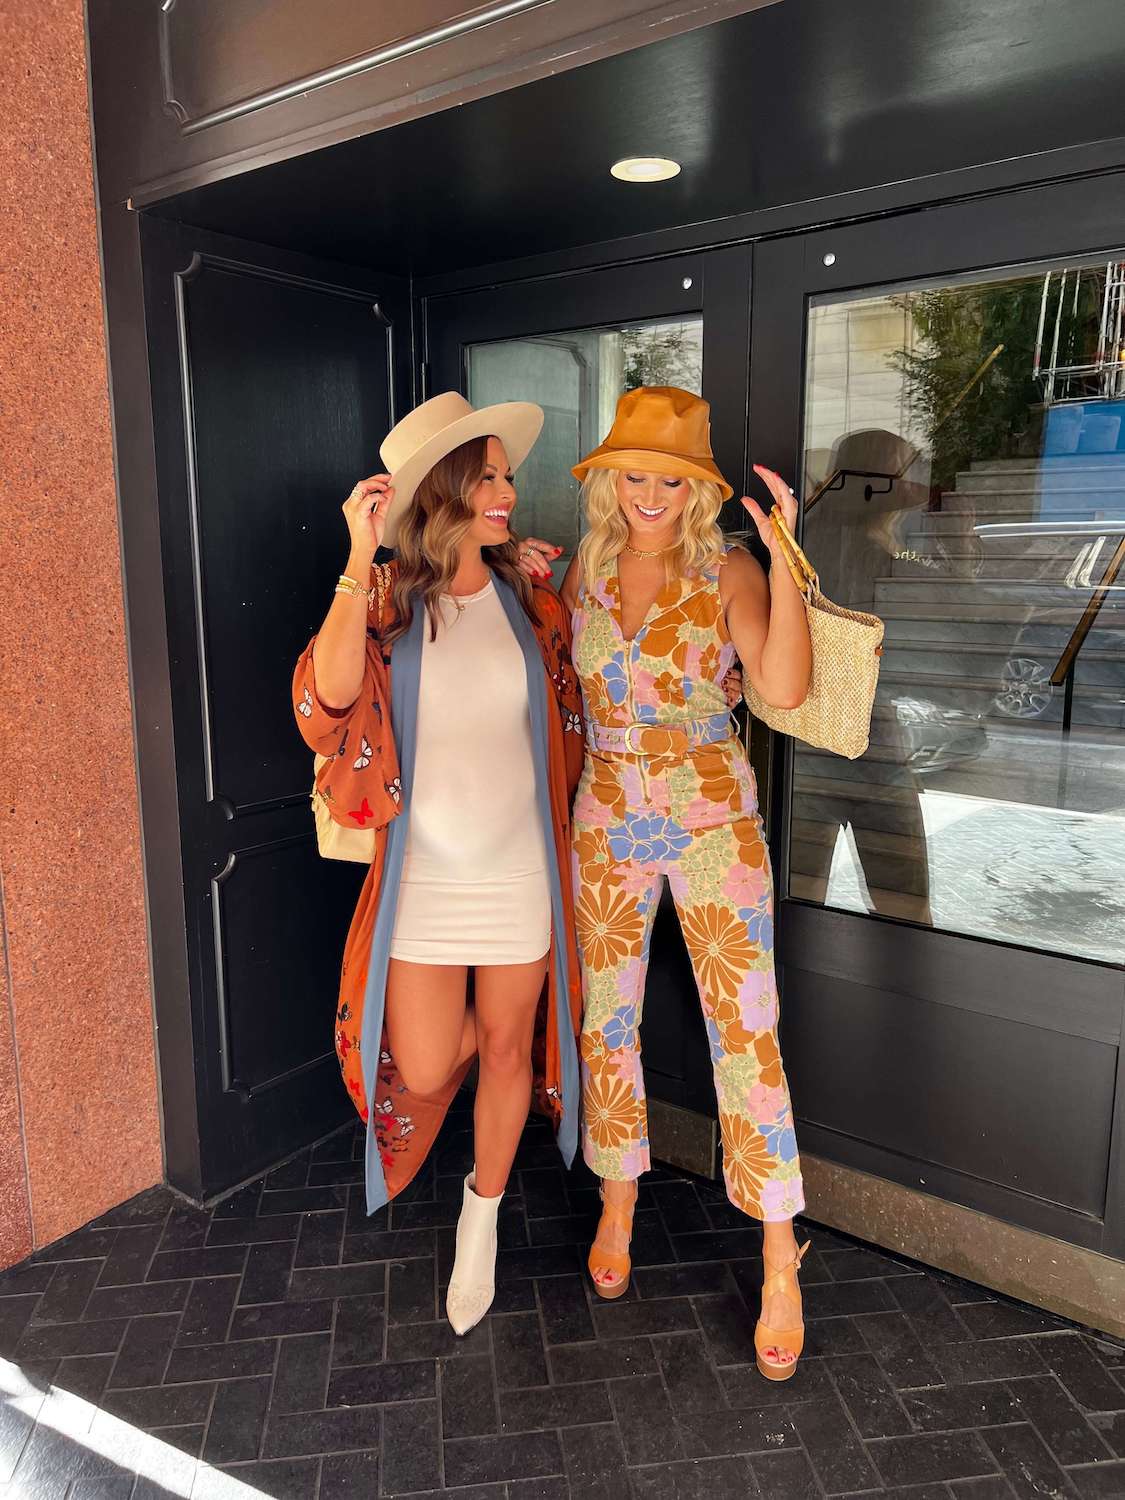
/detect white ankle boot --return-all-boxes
[446,1171,502,1336]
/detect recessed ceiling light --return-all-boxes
[611,156,681,183]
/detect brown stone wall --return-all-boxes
[0,0,162,1260]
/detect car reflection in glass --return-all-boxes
[976,517,1124,726]
[891,696,989,772]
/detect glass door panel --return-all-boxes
[459,305,728,1132]
[795,256,1125,963]
[468,318,703,582]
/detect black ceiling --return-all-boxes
[152,0,1125,278]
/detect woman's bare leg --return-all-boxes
[471,956,548,1197]
[385,960,475,1097]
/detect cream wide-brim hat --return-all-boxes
[378,392,544,547]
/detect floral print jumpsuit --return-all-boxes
[572,549,805,1222]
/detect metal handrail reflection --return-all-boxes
[804,343,1005,512]
[968,518,1124,723]
[1049,533,1125,689]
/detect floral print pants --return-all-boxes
[575,811,805,1222]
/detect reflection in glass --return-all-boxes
[796,260,1125,963]
[469,320,703,582]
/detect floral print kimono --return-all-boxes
[293,562,585,1214]
[571,546,805,1222]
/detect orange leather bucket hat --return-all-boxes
[572,386,733,500]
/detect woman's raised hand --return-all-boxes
[516,536,563,580]
[741,465,798,557]
[343,475,395,564]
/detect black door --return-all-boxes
[140,217,412,1199]
[750,175,1125,1257]
[423,249,755,1163]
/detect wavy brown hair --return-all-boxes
[384,435,541,646]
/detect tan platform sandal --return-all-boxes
[755,1239,811,1381]
[588,1182,636,1300]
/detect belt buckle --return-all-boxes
[623,723,647,754]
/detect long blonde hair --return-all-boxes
[576,466,726,586]
[385,435,540,646]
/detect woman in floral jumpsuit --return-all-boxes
[558,386,814,1379]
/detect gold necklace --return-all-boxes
[622,541,676,560]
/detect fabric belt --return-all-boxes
[586,712,734,757]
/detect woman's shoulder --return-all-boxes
[716,540,765,596]
[719,538,757,569]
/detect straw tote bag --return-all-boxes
[744,509,885,760]
[310,563,394,863]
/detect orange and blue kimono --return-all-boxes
[571,546,805,1222]
[293,563,585,1214]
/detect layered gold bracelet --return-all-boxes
[335,574,374,608]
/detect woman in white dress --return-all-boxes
[296,394,583,1336]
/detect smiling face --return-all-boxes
[614,467,690,544]
[463,436,517,548]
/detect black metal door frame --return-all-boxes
[749,174,1125,1259]
[126,160,1125,1247]
[422,248,753,497]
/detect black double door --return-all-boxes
[746,177,1125,1260]
[424,176,1125,1260]
[757,182,1124,1260]
[141,232,756,1199]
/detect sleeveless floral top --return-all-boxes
[572,548,760,831]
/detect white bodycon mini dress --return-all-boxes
[389,579,551,966]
